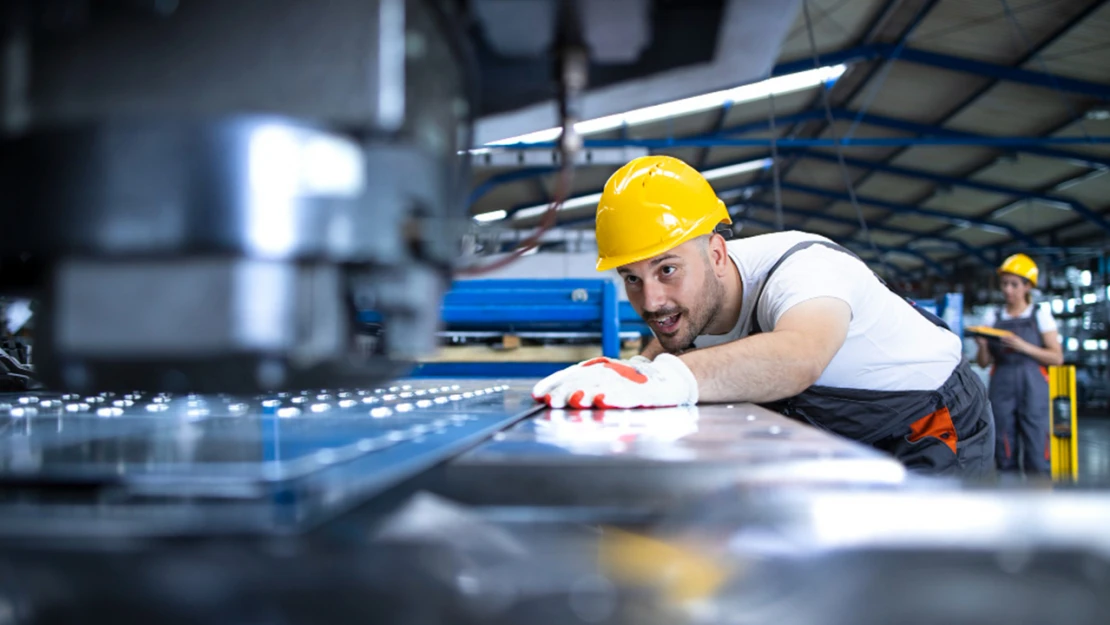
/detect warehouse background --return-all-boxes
[461,0,1110,406]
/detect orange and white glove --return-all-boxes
[531,354,698,409]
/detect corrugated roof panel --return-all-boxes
[703,144,776,168]
[890,146,998,175]
[787,160,869,189]
[1052,169,1110,207]
[627,110,722,140]
[910,0,1086,64]
[855,171,935,203]
[1054,220,1102,242]
[737,222,777,238]
[821,201,888,222]
[993,199,1082,231]
[867,230,915,247]
[1029,2,1110,83]
[922,186,1010,216]
[652,146,704,165]
[948,225,1011,246]
[1049,117,1110,161]
[749,189,830,210]
[972,153,1085,190]
[746,206,812,230]
[845,63,990,123]
[813,121,908,160]
[945,82,1088,135]
[777,0,887,61]
[882,213,954,232]
[722,89,817,128]
[799,217,856,238]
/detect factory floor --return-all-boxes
[1079,415,1110,484]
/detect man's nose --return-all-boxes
[641,278,669,311]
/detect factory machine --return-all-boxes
[0,1,1108,624]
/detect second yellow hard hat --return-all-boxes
[594,155,732,272]
[999,253,1038,286]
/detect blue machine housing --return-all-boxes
[359,279,651,378]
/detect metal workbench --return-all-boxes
[0,381,1109,625]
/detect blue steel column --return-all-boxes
[602,280,620,358]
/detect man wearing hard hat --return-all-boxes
[533,155,995,477]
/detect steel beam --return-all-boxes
[739,214,936,277]
[740,200,992,265]
[773,44,1110,100]
[834,0,1109,241]
[769,181,1041,247]
[493,134,1110,150]
[793,151,1110,233]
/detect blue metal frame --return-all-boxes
[740,200,993,265]
[739,215,927,279]
[492,134,1110,150]
[367,279,650,378]
[791,150,1110,233]
[768,180,1042,247]
[772,44,1110,100]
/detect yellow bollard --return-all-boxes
[1048,365,1079,482]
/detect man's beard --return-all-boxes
[652,273,725,353]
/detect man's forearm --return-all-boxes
[678,330,822,403]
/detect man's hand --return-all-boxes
[532,354,698,409]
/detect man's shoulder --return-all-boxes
[724,230,843,265]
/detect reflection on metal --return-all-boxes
[0,381,539,535]
[442,403,907,510]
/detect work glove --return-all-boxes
[531,354,698,410]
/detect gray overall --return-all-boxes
[988,308,1051,474]
[749,241,996,478]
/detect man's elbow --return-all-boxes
[788,358,825,395]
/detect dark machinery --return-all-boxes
[0,0,798,394]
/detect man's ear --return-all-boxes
[709,233,729,276]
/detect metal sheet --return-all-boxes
[440,403,907,509]
[0,380,539,536]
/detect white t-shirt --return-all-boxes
[981,303,1058,334]
[692,231,963,392]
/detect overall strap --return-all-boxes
[749,240,952,334]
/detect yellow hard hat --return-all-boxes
[999,253,1038,287]
[595,155,731,271]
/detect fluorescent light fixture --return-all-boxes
[1081,269,1092,286]
[1067,337,1079,351]
[1083,292,1098,304]
[512,192,603,221]
[473,210,508,223]
[507,158,769,222]
[1052,299,1064,314]
[701,158,773,180]
[484,65,848,146]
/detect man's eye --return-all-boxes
[624,275,640,285]
[661,266,677,276]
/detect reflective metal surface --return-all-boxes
[0,380,538,535]
[648,488,1110,625]
[440,403,908,509]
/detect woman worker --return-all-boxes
[975,253,1064,475]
